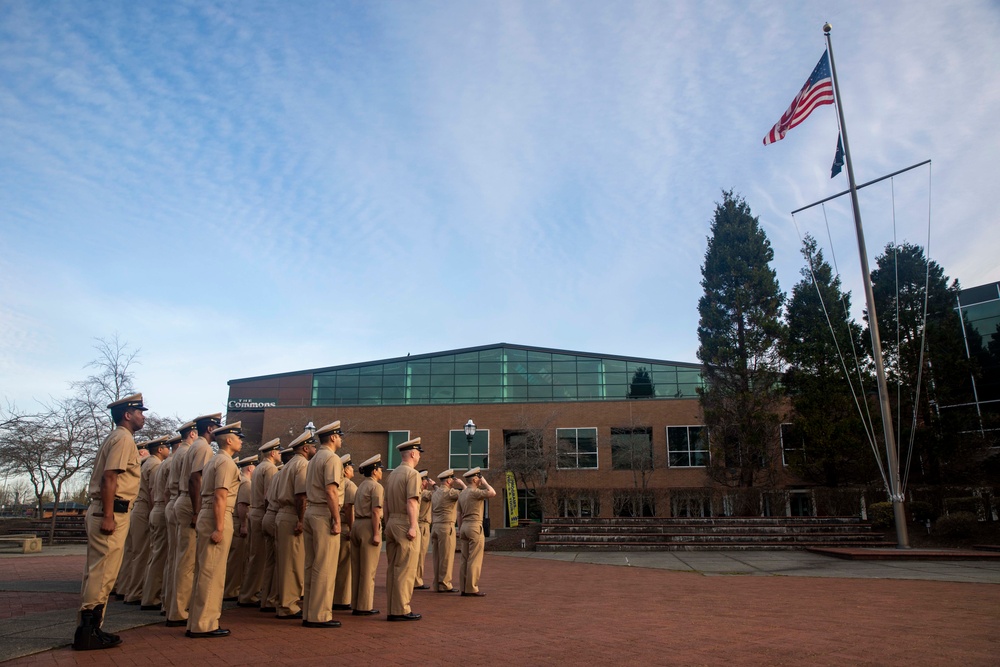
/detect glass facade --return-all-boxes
[449,429,489,470]
[311,345,703,407]
[556,428,598,469]
[667,425,709,467]
[955,282,1000,430]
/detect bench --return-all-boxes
[0,534,43,553]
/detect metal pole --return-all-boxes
[824,23,909,547]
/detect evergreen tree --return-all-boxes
[782,235,877,486]
[868,242,982,483]
[697,191,785,503]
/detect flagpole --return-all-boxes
[824,22,910,548]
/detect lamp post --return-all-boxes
[464,419,476,468]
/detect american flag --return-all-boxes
[763,51,834,145]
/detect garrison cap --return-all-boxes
[107,393,147,411]
[213,422,244,438]
[259,438,281,453]
[166,433,182,446]
[178,419,197,434]
[340,453,352,466]
[437,469,456,480]
[142,436,170,452]
[288,430,318,449]
[237,454,258,468]
[315,421,343,438]
[395,437,423,453]
[463,467,483,479]
[194,413,223,428]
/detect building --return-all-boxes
[954,281,1000,433]
[226,343,804,526]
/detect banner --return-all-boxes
[505,471,519,528]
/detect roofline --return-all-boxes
[228,342,703,385]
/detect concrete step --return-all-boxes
[536,541,898,552]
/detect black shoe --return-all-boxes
[237,602,259,608]
[437,588,458,593]
[140,604,161,611]
[276,612,302,620]
[352,609,379,616]
[72,608,120,651]
[414,585,430,590]
[123,599,141,605]
[259,606,276,613]
[91,605,121,644]
[223,597,238,602]
[461,591,487,597]
[164,619,187,627]
[185,628,230,638]
[302,619,341,628]
[387,612,421,621]
[331,603,352,611]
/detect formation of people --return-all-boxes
[73,393,498,650]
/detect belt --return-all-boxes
[388,512,408,519]
[355,516,370,520]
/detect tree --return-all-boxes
[697,191,785,502]
[503,409,560,519]
[869,242,983,484]
[782,235,878,487]
[627,367,656,399]
[610,423,655,517]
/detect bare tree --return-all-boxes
[70,334,139,439]
[42,397,101,544]
[0,407,51,518]
[502,409,560,518]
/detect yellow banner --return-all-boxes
[505,471,519,528]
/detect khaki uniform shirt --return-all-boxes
[138,455,161,506]
[341,478,357,522]
[236,476,252,507]
[251,459,277,510]
[275,454,308,509]
[153,454,171,505]
[265,464,283,510]
[179,437,213,495]
[384,465,420,517]
[431,486,461,525]
[87,426,141,502]
[353,478,383,519]
[200,453,240,513]
[305,447,342,506]
[457,487,491,525]
[167,441,191,500]
[418,489,433,524]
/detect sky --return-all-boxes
[1,1,998,422]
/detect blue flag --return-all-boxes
[831,133,844,178]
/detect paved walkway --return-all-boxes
[1,546,998,665]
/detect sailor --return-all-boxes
[223,455,256,600]
[239,438,281,609]
[414,470,435,590]
[457,467,497,597]
[141,433,180,611]
[384,437,423,621]
[161,419,198,618]
[302,421,344,628]
[350,454,383,617]
[121,436,169,604]
[332,452,356,611]
[72,393,146,651]
[431,469,466,592]
[273,429,316,619]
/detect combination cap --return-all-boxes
[107,393,147,411]
[395,437,423,453]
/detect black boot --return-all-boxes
[92,604,122,646]
[72,608,118,651]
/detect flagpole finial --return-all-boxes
[823,22,832,34]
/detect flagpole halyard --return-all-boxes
[824,22,910,548]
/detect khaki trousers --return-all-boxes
[80,503,131,617]
[459,521,485,594]
[333,522,351,606]
[274,509,304,617]
[187,508,233,633]
[431,522,457,591]
[414,522,431,586]
[238,509,266,604]
[385,516,419,616]
[350,520,379,611]
[113,515,134,593]
[303,505,339,622]
[260,510,278,608]
[162,498,178,608]
[223,530,247,599]
[122,500,151,602]
[141,503,167,606]
[168,495,196,622]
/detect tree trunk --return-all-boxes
[48,490,60,546]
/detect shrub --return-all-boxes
[908,501,937,523]
[933,511,979,538]
[868,501,894,528]
[944,497,980,516]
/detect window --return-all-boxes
[780,423,805,467]
[612,491,654,517]
[556,428,598,469]
[516,489,543,524]
[559,493,599,518]
[667,426,708,467]
[671,492,712,517]
[610,427,653,470]
[387,431,409,469]
[449,429,489,470]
